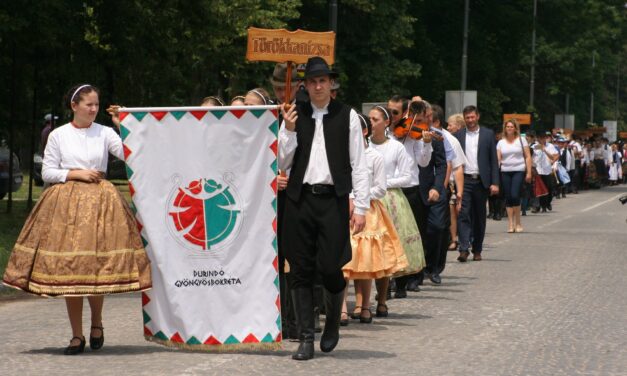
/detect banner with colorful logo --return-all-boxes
[119,106,280,350]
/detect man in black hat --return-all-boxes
[279,56,369,360]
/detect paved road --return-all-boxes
[1,186,626,376]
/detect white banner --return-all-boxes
[120,106,280,350]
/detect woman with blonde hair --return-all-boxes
[496,119,532,232]
[446,114,466,250]
[244,88,272,106]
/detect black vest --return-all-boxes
[286,99,352,201]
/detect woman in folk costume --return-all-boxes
[608,143,622,185]
[2,84,152,355]
[341,114,407,324]
[368,106,425,318]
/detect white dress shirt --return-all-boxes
[463,128,480,174]
[442,129,467,181]
[363,147,387,201]
[532,142,558,175]
[42,122,123,183]
[371,138,413,189]
[279,104,370,215]
[390,135,432,186]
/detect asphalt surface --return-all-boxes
[1,185,626,376]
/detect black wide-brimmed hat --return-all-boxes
[304,56,338,79]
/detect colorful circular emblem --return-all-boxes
[167,177,241,251]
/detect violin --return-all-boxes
[393,114,429,140]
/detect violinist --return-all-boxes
[403,100,448,286]
[388,95,409,126]
[389,100,436,296]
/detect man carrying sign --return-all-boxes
[279,56,369,360]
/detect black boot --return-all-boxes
[320,288,343,353]
[291,288,315,361]
[313,306,322,333]
[280,273,299,341]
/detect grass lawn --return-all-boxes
[0,174,130,289]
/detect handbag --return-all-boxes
[556,163,571,184]
[519,137,531,176]
[533,175,549,197]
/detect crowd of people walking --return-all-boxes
[3,56,625,360]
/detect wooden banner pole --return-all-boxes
[285,61,293,109]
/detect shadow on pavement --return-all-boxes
[321,348,396,360]
[386,312,432,321]
[22,344,175,356]
[442,275,478,280]
[476,258,512,262]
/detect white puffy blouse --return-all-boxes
[42,122,124,183]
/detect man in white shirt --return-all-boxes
[453,106,499,262]
[569,135,584,193]
[279,56,369,360]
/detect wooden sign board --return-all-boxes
[588,127,607,134]
[246,27,336,65]
[503,113,532,125]
[619,131,627,140]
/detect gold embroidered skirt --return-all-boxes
[2,180,152,296]
[343,200,409,280]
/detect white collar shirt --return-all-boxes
[533,142,558,175]
[463,127,481,174]
[42,123,123,183]
[278,104,371,215]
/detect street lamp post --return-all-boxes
[461,0,470,92]
[590,52,595,124]
[529,0,537,109]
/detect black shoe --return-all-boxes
[493,214,502,221]
[406,279,420,292]
[429,273,442,285]
[394,288,407,299]
[340,312,349,327]
[547,204,552,211]
[90,326,104,350]
[320,289,343,353]
[531,207,539,213]
[457,251,470,262]
[291,288,315,361]
[522,211,526,216]
[64,336,86,355]
[541,207,547,213]
[359,308,373,324]
[375,303,388,317]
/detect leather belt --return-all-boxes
[303,184,335,195]
[464,173,480,180]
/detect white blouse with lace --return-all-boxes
[42,122,123,183]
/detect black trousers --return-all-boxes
[458,177,489,254]
[282,190,350,294]
[539,174,555,209]
[402,186,448,275]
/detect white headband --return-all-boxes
[249,89,267,105]
[375,105,390,120]
[70,84,91,103]
[357,114,368,129]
